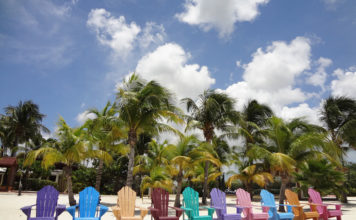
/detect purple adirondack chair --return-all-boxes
[210,188,242,220]
[21,185,66,220]
[308,188,342,220]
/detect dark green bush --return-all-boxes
[25,178,58,191]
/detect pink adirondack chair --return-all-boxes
[236,188,269,220]
[308,188,342,220]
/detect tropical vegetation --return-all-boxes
[1,75,356,207]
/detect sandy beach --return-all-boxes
[1,191,355,220]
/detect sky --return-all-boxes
[1,0,356,160]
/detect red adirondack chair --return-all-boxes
[308,188,342,220]
[236,188,269,220]
[150,188,183,220]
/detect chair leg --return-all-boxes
[336,216,341,220]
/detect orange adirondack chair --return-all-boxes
[111,186,148,220]
[236,188,269,220]
[308,188,342,220]
[284,189,319,220]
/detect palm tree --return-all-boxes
[320,96,356,202]
[223,100,273,165]
[82,101,128,192]
[226,164,273,198]
[182,90,239,204]
[2,100,49,156]
[24,117,87,205]
[187,161,222,189]
[294,159,345,197]
[165,135,199,207]
[140,166,173,197]
[249,116,337,211]
[115,74,182,187]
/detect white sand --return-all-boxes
[1,191,355,219]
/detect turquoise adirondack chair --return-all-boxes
[181,187,215,220]
[260,189,294,220]
[67,186,108,220]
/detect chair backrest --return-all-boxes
[36,185,59,217]
[236,188,252,217]
[210,188,227,218]
[285,189,300,216]
[79,186,100,218]
[260,189,276,218]
[182,187,199,217]
[308,188,323,214]
[152,188,169,217]
[117,186,137,217]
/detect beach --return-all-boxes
[1,191,355,220]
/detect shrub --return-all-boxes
[25,178,58,191]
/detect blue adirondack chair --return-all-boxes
[260,190,294,220]
[66,186,108,220]
[210,188,242,220]
[21,185,66,220]
[181,187,215,220]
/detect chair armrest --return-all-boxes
[55,204,66,217]
[210,206,224,210]
[149,207,159,219]
[236,205,252,209]
[261,206,270,213]
[201,206,215,216]
[111,206,121,219]
[181,207,193,218]
[169,206,183,218]
[139,207,148,219]
[21,204,36,218]
[99,204,108,218]
[66,205,78,218]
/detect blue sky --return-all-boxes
[1,0,356,159]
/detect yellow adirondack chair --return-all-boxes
[111,186,148,220]
[285,189,319,220]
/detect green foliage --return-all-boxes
[294,159,346,197]
[25,178,58,191]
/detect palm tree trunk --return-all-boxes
[126,129,137,187]
[246,183,253,200]
[174,170,183,207]
[64,166,76,206]
[340,156,348,203]
[95,159,104,192]
[202,160,209,205]
[278,174,289,212]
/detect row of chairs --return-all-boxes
[20,185,342,220]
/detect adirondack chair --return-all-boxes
[308,188,342,220]
[260,189,294,220]
[284,189,319,220]
[210,188,242,220]
[235,188,269,220]
[111,186,148,220]
[66,186,108,220]
[21,185,66,220]
[181,187,215,220]
[149,188,183,220]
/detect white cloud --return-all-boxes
[280,104,321,125]
[307,57,332,89]
[129,43,215,100]
[331,67,356,99]
[176,0,269,37]
[87,9,166,58]
[243,37,311,91]
[76,111,97,124]
[138,22,166,49]
[87,8,141,58]
[220,37,316,121]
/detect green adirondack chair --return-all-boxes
[181,187,215,220]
